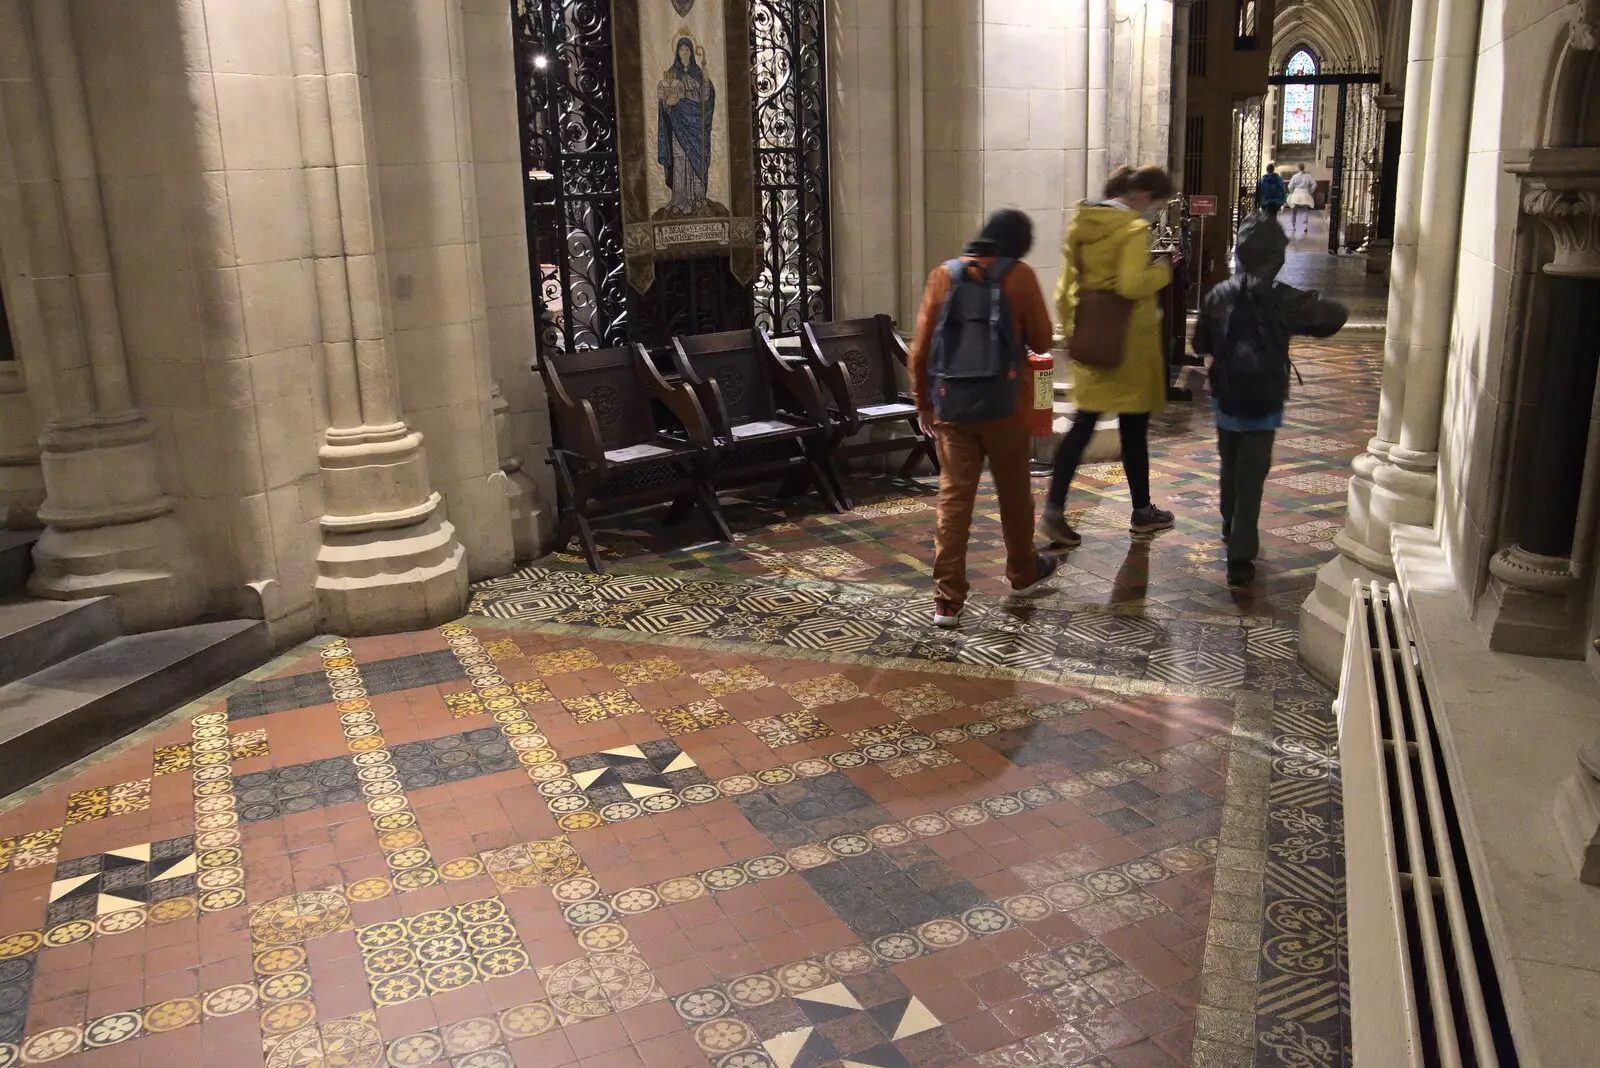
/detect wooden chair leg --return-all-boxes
[805,443,847,514]
[695,480,733,542]
[573,512,605,574]
[663,490,695,526]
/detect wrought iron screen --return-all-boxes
[752,0,832,333]
[513,0,831,360]
[1230,96,1264,235]
[1329,79,1381,254]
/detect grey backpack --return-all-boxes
[927,258,1021,423]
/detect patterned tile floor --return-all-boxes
[0,332,1376,1068]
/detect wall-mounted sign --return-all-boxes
[1189,194,1219,216]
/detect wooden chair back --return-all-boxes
[541,345,655,452]
[671,329,780,426]
[802,314,903,409]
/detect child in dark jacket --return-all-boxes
[1192,213,1348,586]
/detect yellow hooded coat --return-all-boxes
[1056,202,1173,415]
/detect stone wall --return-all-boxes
[0,0,544,643]
[833,0,1165,330]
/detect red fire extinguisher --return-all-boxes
[1027,350,1054,436]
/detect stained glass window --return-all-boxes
[1282,49,1316,145]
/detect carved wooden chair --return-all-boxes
[669,328,845,513]
[801,314,938,509]
[541,344,730,572]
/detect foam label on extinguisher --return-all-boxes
[1034,368,1052,411]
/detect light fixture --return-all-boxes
[533,54,548,70]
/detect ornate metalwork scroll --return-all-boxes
[751,0,832,333]
[1231,96,1264,235]
[514,0,631,355]
[1329,79,1381,253]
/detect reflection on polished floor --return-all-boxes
[0,336,1377,1068]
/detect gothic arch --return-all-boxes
[1271,0,1381,67]
[1542,31,1600,148]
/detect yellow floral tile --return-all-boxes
[746,710,834,749]
[230,729,268,762]
[781,674,864,709]
[692,665,773,696]
[652,700,734,737]
[484,639,524,661]
[12,826,61,870]
[512,680,556,704]
[877,683,962,719]
[532,649,602,675]
[444,690,484,718]
[153,744,193,776]
[562,689,646,724]
[610,656,684,686]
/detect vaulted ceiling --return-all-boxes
[1271,0,1384,68]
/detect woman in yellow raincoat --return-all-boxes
[1039,165,1176,548]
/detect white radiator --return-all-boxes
[1336,581,1512,1066]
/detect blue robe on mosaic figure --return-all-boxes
[657,37,715,216]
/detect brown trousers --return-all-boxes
[932,421,1040,605]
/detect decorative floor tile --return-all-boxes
[46,838,196,925]
[355,896,528,1005]
[0,332,1376,1068]
[653,698,735,736]
[748,710,835,748]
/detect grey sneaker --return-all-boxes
[1129,505,1175,534]
[1012,554,1060,593]
[1039,511,1081,548]
[934,599,963,628]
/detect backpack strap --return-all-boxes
[944,258,965,285]
[983,257,1017,283]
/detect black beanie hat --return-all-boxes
[965,209,1034,259]
[1235,212,1288,276]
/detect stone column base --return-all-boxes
[1476,548,1584,658]
[28,514,206,631]
[1554,740,1600,884]
[1298,552,1391,686]
[498,467,554,563]
[315,507,468,635]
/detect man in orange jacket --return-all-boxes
[907,209,1059,628]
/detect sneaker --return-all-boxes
[1227,561,1256,587]
[1012,553,1060,593]
[1039,511,1081,548]
[934,599,963,628]
[1129,505,1175,534]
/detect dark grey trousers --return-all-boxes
[1218,428,1275,564]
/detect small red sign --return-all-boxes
[1189,195,1218,216]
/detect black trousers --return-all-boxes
[1047,410,1151,511]
[1218,428,1275,563]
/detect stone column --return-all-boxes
[2,0,203,629]
[1298,0,1471,682]
[1169,0,1192,183]
[492,382,548,563]
[0,294,42,530]
[287,0,467,634]
[1480,166,1600,654]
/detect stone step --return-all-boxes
[0,618,269,796]
[0,596,120,688]
[0,531,37,597]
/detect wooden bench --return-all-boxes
[800,314,937,509]
[669,328,845,513]
[540,344,730,572]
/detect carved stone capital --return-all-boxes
[1524,187,1600,276]
[1569,0,1600,51]
[1508,148,1600,276]
[1489,544,1579,593]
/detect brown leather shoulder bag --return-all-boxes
[1069,241,1131,370]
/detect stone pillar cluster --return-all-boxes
[1298,0,1481,680]
[0,0,552,642]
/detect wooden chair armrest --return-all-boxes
[812,361,860,435]
[769,356,828,428]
